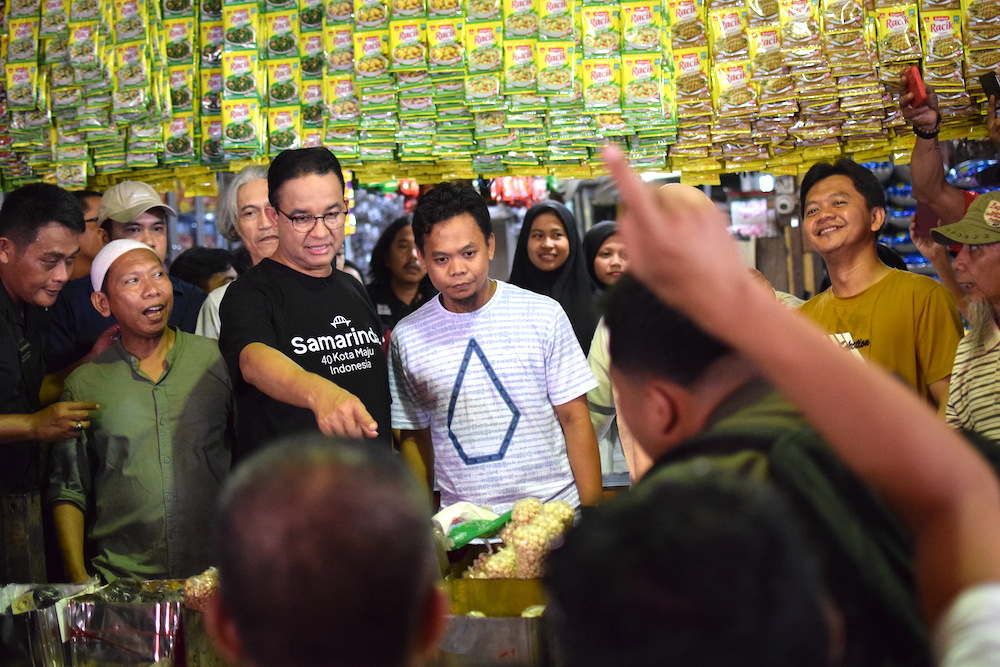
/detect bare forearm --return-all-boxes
[400,428,434,496]
[53,501,89,583]
[557,398,602,506]
[911,138,967,225]
[0,413,38,444]
[240,343,333,412]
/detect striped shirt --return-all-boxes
[389,281,597,513]
[947,320,1000,442]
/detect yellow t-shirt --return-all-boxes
[798,269,963,401]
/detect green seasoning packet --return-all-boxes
[445,511,511,550]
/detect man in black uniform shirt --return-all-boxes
[46,180,207,373]
[219,148,390,462]
[0,183,100,581]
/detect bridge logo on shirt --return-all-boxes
[447,339,520,465]
[289,322,382,375]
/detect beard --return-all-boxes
[967,298,997,349]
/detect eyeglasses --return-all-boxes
[274,205,347,233]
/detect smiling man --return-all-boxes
[0,183,99,581]
[928,192,1000,441]
[797,159,962,409]
[389,183,601,512]
[219,147,390,463]
[47,239,232,582]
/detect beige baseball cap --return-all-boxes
[90,239,159,292]
[98,180,177,224]
[931,191,1000,246]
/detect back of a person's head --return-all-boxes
[169,246,236,285]
[545,474,830,666]
[0,183,85,248]
[799,159,885,215]
[412,182,491,250]
[603,274,731,386]
[215,437,436,667]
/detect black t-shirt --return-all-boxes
[0,282,46,493]
[365,279,437,336]
[219,258,391,462]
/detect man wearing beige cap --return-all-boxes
[47,239,232,582]
[46,180,207,375]
[931,191,1000,441]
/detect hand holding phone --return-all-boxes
[980,72,1000,111]
[907,66,928,108]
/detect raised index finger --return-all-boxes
[62,401,100,411]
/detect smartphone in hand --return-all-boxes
[980,72,1000,110]
[907,65,928,108]
[912,202,939,240]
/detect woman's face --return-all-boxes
[593,232,628,286]
[527,211,570,272]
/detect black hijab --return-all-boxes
[509,201,598,354]
[584,220,619,289]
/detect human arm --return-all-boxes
[898,75,969,224]
[52,501,89,582]
[605,142,1000,623]
[239,343,378,438]
[929,377,950,417]
[586,321,616,440]
[40,325,120,405]
[399,428,434,497]
[0,401,99,444]
[909,220,967,318]
[555,396,602,506]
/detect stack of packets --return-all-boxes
[0,0,998,187]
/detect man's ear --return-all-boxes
[96,227,109,246]
[91,291,112,318]
[645,379,690,449]
[203,592,248,666]
[870,206,886,234]
[264,205,281,227]
[415,584,450,661]
[0,237,15,265]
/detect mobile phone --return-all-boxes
[980,72,1000,109]
[911,202,939,240]
[907,65,928,108]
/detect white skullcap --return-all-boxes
[90,239,158,292]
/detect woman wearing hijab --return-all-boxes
[509,201,597,354]
[584,220,628,293]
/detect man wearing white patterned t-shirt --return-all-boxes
[390,183,601,513]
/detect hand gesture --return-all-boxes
[90,324,120,359]
[312,385,379,439]
[898,72,939,134]
[908,220,948,266]
[32,401,99,442]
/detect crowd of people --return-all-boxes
[0,77,999,665]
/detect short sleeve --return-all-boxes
[545,304,598,407]
[45,381,90,511]
[195,288,224,339]
[915,283,964,386]
[587,320,616,437]
[388,330,431,430]
[218,278,277,380]
[934,583,1000,666]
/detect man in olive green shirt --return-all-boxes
[48,240,233,582]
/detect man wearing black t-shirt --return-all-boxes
[219,148,390,462]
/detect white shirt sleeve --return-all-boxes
[934,583,1000,667]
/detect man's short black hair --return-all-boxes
[215,436,436,667]
[168,247,236,289]
[545,474,830,666]
[799,159,886,216]
[368,215,411,285]
[0,183,85,249]
[267,147,346,209]
[412,182,492,250]
[603,275,731,386]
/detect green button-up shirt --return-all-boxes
[47,329,233,581]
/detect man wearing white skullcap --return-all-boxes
[47,239,233,582]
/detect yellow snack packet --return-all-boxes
[268,106,302,154]
[427,17,465,71]
[390,19,429,71]
[581,57,621,110]
[266,58,301,106]
[920,10,962,64]
[503,39,537,93]
[621,53,661,111]
[538,0,574,40]
[581,6,621,57]
[713,59,756,117]
[353,30,392,82]
[875,4,921,63]
[708,6,748,61]
[503,0,538,38]
[666,0,707,49]
[535,40,574,95]
[621,1,660,53]
[465,22,503,72]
